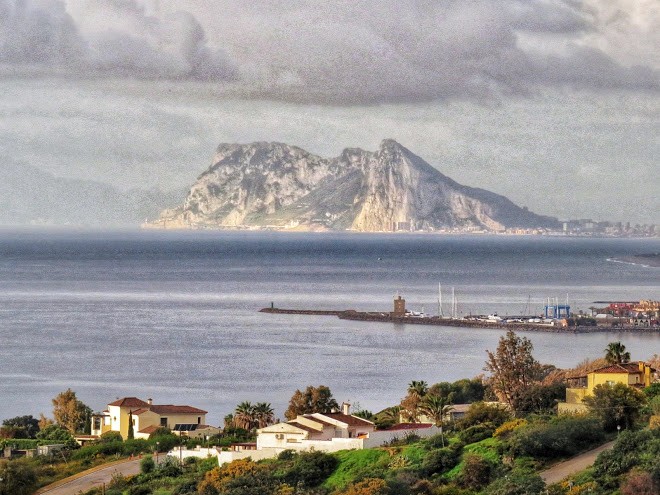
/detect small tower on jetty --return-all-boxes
[393,295,406,316]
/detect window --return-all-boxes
[197,416,201,424]
[93,417,101,430]
[160,418,168,427]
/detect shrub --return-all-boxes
[285,450,338,487]
[0,458,38,495]
[458,424,494,444]
[336,477,390,495]
[494,419,527,439]
[140,455,155,474]
[421,445,462,476]
[100,431,123,443]
[485,469,545,495]
[506,416,605,459]
[277,449,297,461]
[456,402,510,430]
[458,454,492,490]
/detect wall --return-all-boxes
[363,426,440,449]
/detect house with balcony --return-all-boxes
[558,361,656,414]
[91,397,208,440]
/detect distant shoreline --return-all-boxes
[608,253,660,268]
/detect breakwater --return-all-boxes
[259,307,660,333]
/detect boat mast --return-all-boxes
[438,283,443,318]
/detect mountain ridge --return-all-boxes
[148,140,559,232]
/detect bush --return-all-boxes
[485,469,545,495]
[0,458,38,495]
[458,454,492,490]
[140,455,155,474]
[506,416,605,459]
[421,445,462,476]
[494,419,527,439]
[277,449,297,461]
[458,424,494,444]
[100,431,123,443]
[456,402,511,430]
[285,450,338,487]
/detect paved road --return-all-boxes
[540,441,615,485]
[37,456,159,495]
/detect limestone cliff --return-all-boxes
[150,140,558,232]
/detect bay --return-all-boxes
[0,230,658,424]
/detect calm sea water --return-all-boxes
[0,230,658,424]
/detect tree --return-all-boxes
[127,410,134,439]
[420,394,453,447]
[234,402,256,430]
[1,416,39,439]
[584,383,647,430]
[605,341,631,364]
[284,385,339,420]
[400,380,429,422]
[484,330,542,414]
[52,389,91,434]
[253,402,275,429]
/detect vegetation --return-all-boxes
[285,385,339,420]
[583,383,647,431]
[484,330,543,415]
[604,341,631,364]
[51,388,92,434]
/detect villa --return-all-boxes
[90,397,209,440]
[558,361,656,414]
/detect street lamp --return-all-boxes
[155,441,160,464]
[617,425,621,436]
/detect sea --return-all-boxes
[0,230,658,425]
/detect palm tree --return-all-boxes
[234,401,256,430]
[420,395,453,447]
[605,342,631,364]
[253,402,275,429]
[407,380,429,398]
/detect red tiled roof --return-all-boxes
[108,397,150,407]
[149,405,207,415]
[386,423,434,431]
[287,421,319,433]
[592,362,646,374]
[320,413,375,427]
[138,425,161,434]
[302,415,334,427]
[131,408,152,415]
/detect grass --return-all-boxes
[323,449,390,490]
[443,437,501,480]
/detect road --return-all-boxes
[539,441,615,485]
[36,455,161,495]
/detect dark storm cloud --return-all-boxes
[0,0,657,103]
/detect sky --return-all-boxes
[0,0,658,224]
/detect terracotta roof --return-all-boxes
[320,413,375,427]
[591,362,647,374]
[302,415,334,427]
[108,397,150,408]
[138,425,161,434]
[149,405,208,415]
[288,421,321,434]
[386,423,434,431]
[131,408,152,415]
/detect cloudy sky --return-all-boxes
[1,0,658,223]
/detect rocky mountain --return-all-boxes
[149,140,559,232]
[0,162,185,226]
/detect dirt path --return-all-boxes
[540,441,615,485]
[36,455,163,495]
